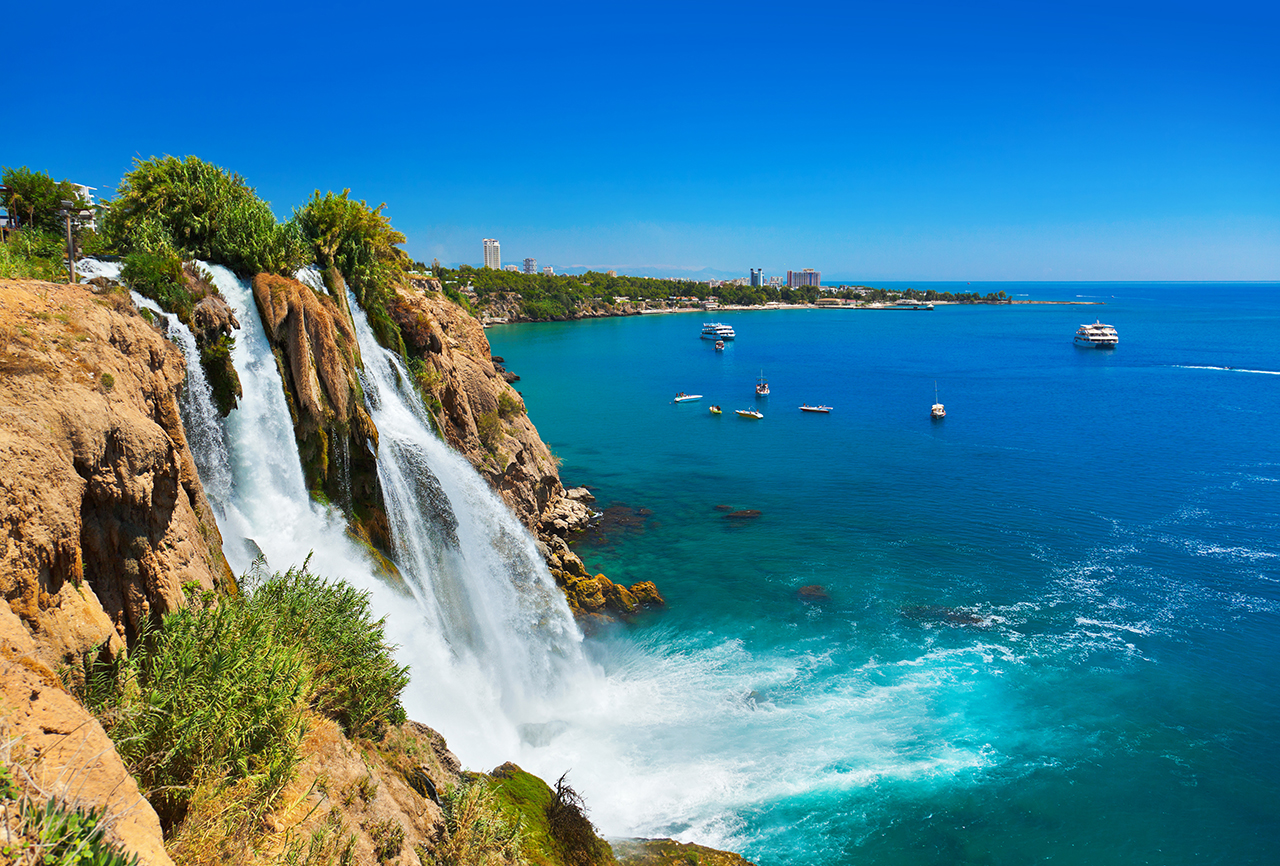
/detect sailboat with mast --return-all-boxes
[931,382,945,419]
[756,370,770,397]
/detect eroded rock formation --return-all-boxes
[0,279,232,669]
[251,271,384,542]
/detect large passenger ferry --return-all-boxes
[1074,321,1119,348]
[701,322,736,340]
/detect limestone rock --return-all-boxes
[1,604,173,866]
[0,279,232,670]
[190,293,240,346]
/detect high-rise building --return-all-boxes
[543,266,554,276]
[750,268,763,287]
[523,257,537,274]
[483,238,501,269]
[786,269,821,288]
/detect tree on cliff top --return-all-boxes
[101,155,307,276]
[297,189,409,354]
[1,165,90,235]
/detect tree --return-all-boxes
[1,166,88,234]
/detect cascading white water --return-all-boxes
[343,285,596,757]
[191,263,598,768]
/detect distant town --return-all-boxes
[480,237,827,290]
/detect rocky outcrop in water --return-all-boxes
[0,279,233,667]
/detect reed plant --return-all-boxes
[85,561,410,833]
[427,779,527,866]
[102,156,307,277]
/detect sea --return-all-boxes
[487,282,1280,866]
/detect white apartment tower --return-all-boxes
[483,238,501,269]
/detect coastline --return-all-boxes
[483,297,1103,325]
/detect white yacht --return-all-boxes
[701,322,736,340]
[1074,321,1119,348]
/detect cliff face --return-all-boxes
[0,277,237,866]
[0,279,232,668]
[386,282,665,621]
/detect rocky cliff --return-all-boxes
[386,281,664,621]
[0,279,232,669]
[0,277,236,865]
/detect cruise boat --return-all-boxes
[1074,321,1119,348]
[701,322,736,341]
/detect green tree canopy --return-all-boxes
[1,165,89,234]
[101,155,305,276]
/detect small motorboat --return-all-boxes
[736,408,763,419]
[800,405,832,413]
[710,405,722,415]
[674,393,703,403]
[715,340,725,351]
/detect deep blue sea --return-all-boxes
[488,283,1280,865]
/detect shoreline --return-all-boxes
[484,297,1103,326]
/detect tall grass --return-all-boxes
[85,561,410,831]
[428,780,527,866]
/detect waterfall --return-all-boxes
[191,263,597,766]
[344,286,592,748]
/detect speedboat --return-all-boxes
[674,393,703,403]
[1074,321,1119,348]
[735,408,763,419]
[800,405,831,413]
[701,322,736,341]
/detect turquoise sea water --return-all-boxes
[488,283,1280,865]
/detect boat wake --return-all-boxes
[1173,365,1280,376]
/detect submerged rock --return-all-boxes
[797,584,829,601]
[725,509,762,519]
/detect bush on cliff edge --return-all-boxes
[85,560,410,832]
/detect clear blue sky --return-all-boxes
[7,0,1277,280]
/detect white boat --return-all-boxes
[674,393,702,402]
[800,405,832,413]
[714,340,725,351]
[735,408,763,419]
[756,371,769,397]
[1074,321,1119,348]
[931,381,945,419]
[701,322,736,341]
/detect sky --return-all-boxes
[7,0,1278,280]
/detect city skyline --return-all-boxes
[5,1,1277,281]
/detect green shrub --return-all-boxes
[476,410,502,450]
[245,561,410,739]
[296,190,408,355]
[0,230,65,280]
[0,793,141,866]
[496,390,522,420]
[86,589,310,826]
[102,155,307,276]
[121,249,192,319]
